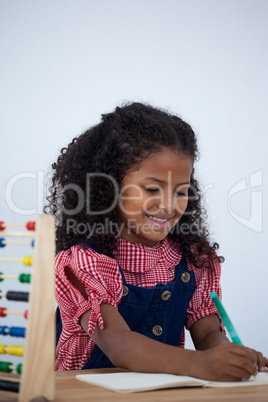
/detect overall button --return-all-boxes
[181,272,191,283]
[161,290,171,301]
[122,286,129,297]
[152,325,163,336]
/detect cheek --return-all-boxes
[142,194,158,212]
[119,187,143,216]
[175,198,188,215]
[119,198,145,217]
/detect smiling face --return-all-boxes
[118,148,193,246]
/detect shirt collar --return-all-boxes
[116,237,182,273]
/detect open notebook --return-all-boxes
[76,371,268,394]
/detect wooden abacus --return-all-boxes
[0,215,55,401]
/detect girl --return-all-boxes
[47,102,267,380]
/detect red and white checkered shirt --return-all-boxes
[55,237,224,371]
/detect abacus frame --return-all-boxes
[0,215,55,401]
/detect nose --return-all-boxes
[156,191,175,214]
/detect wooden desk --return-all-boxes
[1,369,268,402]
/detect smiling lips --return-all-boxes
[146,214,174,224]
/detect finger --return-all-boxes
[233,345,262,367]
[256,351,265,371]
[229,344,256,362]
[228,353,257,377]
[223,363,255,381]
[229,346,257,367]
[244,347,258,365]
[258,355,268,372]
[247,349,268,372]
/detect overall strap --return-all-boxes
[174,252,188,276]
[117,264,127,285]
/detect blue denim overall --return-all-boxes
[81,252,196,369]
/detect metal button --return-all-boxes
[181,272,191,283]
[152,325,163,336]
[161,290,171,301]
[122,286,129,297]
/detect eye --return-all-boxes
[174,191,186,197]
[174,187,189,197]
[143,187,159,193]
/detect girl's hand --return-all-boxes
[190,314,268,381]
[81,305,267,381]
[251,347,268,373]
[195,343,267,382]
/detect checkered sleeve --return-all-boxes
[55,246,123,335]
[185,256,225,333]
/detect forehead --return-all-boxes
[124,149,193,182]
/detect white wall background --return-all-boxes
[0,0,267,366]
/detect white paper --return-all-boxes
[75,371,268,394]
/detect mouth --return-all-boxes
[145,214,174,224]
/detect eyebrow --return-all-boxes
[144,177,190,186]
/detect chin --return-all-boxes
[140,233,169,246]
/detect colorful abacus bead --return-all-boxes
[0,273,31,283]
[17,363,22,374]
[7,291,29,302]
[0,238,34,247]
[0,326,26,337]
[0,307,28,319]
[0,379,20,392]
[0,256,33,265]
[0,221,35,231]
[0,291,29,302]
[19,273,31,283]
[26,221,35,231]
[0,307,7,317]
[0,361,22,374]
[21,256,33,266]
[0,344,24,356]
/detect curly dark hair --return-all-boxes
[45,102,224,268]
